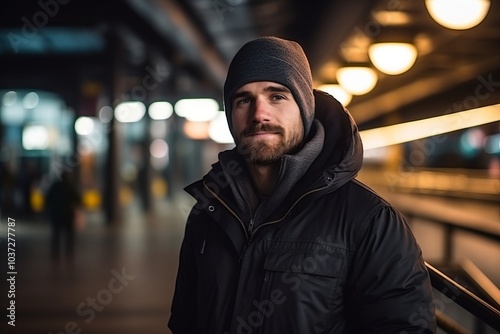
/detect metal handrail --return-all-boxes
[425,262,500,331]
[435,310,469,334]
[461,259,500,310]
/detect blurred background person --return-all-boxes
[45,170,82,262]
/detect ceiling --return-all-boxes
[1,0,499,130]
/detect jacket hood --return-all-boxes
[185,90,363,222]
[306,89,364,190]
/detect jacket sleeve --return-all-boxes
[168,216,199,334]
[345,205,436,333]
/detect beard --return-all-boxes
[236,123,304,165]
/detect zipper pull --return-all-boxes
[200,239,206,255]
[247,219,255,235]
[240,219,254,262]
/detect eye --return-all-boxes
[234,97,250,108]
[271,94,286,101]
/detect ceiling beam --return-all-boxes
[126,0,228,88]
[306,0,374,76]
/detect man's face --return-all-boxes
[231,81,304,165]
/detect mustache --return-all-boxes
[242,123,284,137]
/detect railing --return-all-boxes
[402,202,500,264]
[359,168,500,262]
[359,168,500,202]
[426,262,500,332]
[461,259,500,310]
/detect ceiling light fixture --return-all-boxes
[368,42,418,75]
[317,84,352,106]
[115,101,146,123]
[372,11,412,26]
[149,101,173,120]
[75,117,95,136]
[425,0,490,30]
[336,67,378,95]
[174,98,219,121]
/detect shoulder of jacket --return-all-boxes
[328,180,402,235]
[345,179,411,236]
[333,179,390,209]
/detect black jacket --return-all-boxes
[169,91,436,333]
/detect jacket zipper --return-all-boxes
[203,181,329,241]
[249,185,329,238]
[203,181,249,241]
[256,270,273,334]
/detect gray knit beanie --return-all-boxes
[223,36,315,139]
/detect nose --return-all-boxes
[251,97,271,123]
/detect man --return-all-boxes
[46,170,81,261]
[169,36,436,333]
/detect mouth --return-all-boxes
[249,131,278,136]
[246,131,280,139]
[242,124,284,139]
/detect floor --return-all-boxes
[1,195,193,334]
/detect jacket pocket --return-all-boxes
[258,241,346,333]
